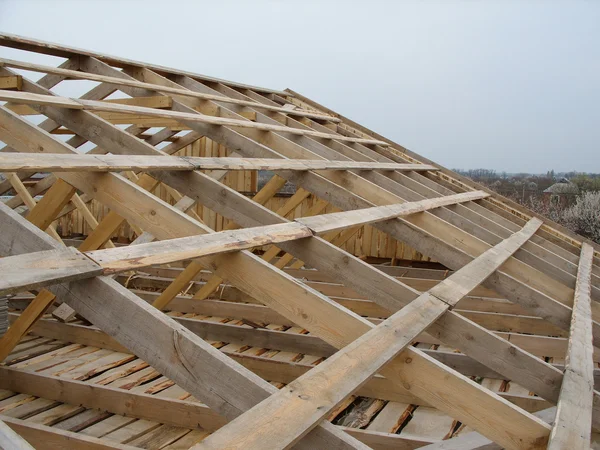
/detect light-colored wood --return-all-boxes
[0,418,35,449]
[0,193,493,290]
[0,152,435,172]
[198,218,546,450]
[0,246,101,296]
[0,290,56,363]
[0,193,365,450]
[198,294,450,450]
[11,95,173,115]
[87,222,313,273]
[549,243,596,450]
[0,89,386,146]
[0,75,22,90]
[26,178,76,231]
[0,57,336,121]
[6,172,63,242]
[297,191,489,235]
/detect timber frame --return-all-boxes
[0,32,599,449]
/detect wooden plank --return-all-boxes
[2,61,580,444]
[0,193,486,290]
[0,291,56,363]
[297,191,489,235]
[199,294,449,450]
[0,202,365,450]
[0,366,227,431]
[0,247,101,296]
[11,95,173,115]
[0,89,385,146]
[87,222,312,273]
[548,243,596,450]
[0,152,436,172]
[0,75,22,90]
[0,57,337,121]
[26,178,76,231]
[198,219,546,450]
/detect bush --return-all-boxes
[563,191,600,243]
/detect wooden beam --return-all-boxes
[6,173,62,241]
[0,247,101,296]
[0,57,337,121]
[0,74,22,90]
[0,202,365,450]
[0,192,487,293]
[0,152,437,172]
[297,191,488,235]
[0,364,423,449]
[0,90,386,146]
[0,32,289,96]
[10,95,173,115]
[548,243,596,449]
[199,218,546,450]
[2,61,585,443]
[87,222,312,273]
[26,178,76,231]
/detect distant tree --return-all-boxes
[571,174,600,192]
[563,191,600,243]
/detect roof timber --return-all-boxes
[0,203,365,450]
[549,243,596,449]
[0,90,386,146]
[0,158,552,449]
[199,219,547,450]
[0,57,338,122]
[0,153,437,173]
[0,191,486,295]
[0,114,549,448]
[1,33,599,449]
[0,32,290,96]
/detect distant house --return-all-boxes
[543,178,579,207]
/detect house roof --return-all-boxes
[544,181,580,195]
[0,33,598,450]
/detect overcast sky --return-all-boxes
[0,0,598,173]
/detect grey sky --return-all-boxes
[0,0,598,173]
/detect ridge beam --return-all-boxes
[549,243,596,449]
[196,218,547,450]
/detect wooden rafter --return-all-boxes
[548,243,596,449]
[0,32,598,449]
[198,219,546,450]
